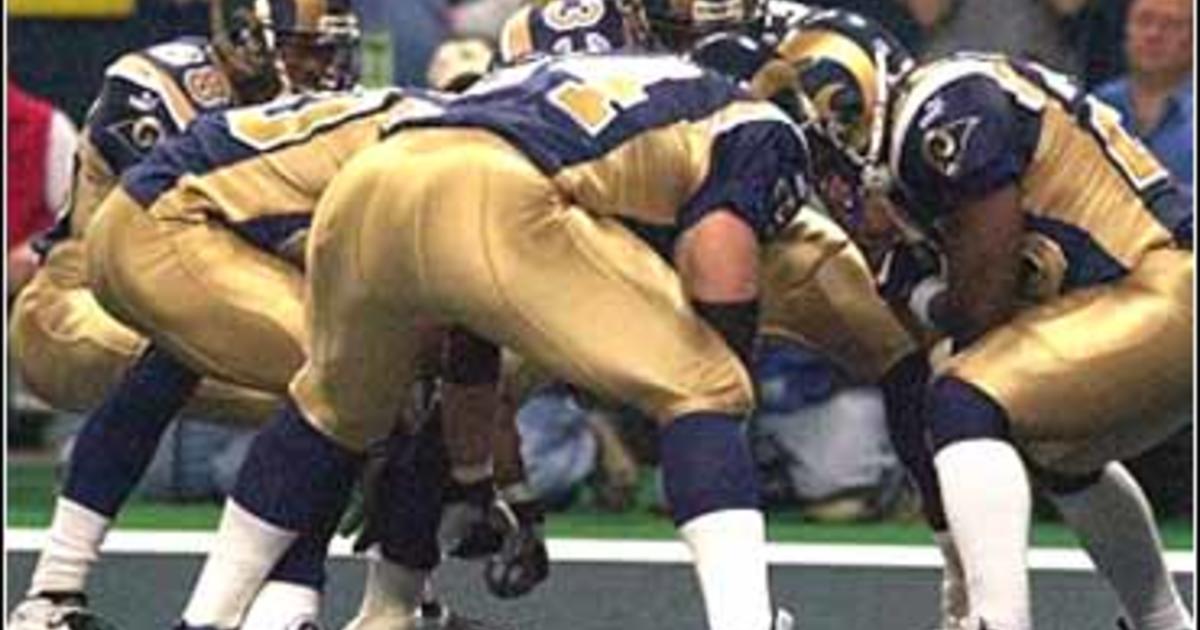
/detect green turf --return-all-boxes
[8,460,1194,549]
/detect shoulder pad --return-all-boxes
[683,104,812,239]
[86,38,232,174]
[121,37,234,119]
[889,59,1034,224]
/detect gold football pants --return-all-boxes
[11,240,280,424]
[760,211,916,383]
[86,188,307,395]
[293,128,753,450]
[946,247,1194,473]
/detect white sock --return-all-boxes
[182,499,298,628]
[679,509,773,630]
[28,498,111,596]
[1047,462,1194,630]
[241,581,320,630]
[935,439,1032,630]
[342,550,429,630]
[933,530,970,626]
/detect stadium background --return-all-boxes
[6,0,1195,628]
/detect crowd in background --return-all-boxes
[7,0,1195,521]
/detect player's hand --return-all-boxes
[876,239,943,303]
[485,498,550,599]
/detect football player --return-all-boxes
[7,2,363,630]
[176,53,812,630]
[586,0,952,587]
[335,38,554,630]
[780,13,1194,630]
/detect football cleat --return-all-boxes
[7,592,120,630]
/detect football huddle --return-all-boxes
[5,0,1194,629]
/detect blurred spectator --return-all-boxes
[906,0,1084,74]
[516,338,911,523]
[447,0,524,39]
[515,383,640,511]
[749,338,908,522]
[1095,0,1193,200]
[355,0,451,85]
[6,81,76,299]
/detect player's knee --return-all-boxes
[654,364,756,426]
[925,377,1012,452]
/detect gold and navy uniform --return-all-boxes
[717,2,922,382]
[889,54,1193,471]
[498,0,630,64]
[10,37,278,422]
[45,37,237,250]
[86,88,422,394]
[294,54,813,448]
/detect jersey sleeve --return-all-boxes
[83,57,192,176]
[893,73,1035,225]
[680,109,811,240]
[83,39,231,177]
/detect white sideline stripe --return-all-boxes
[4,529,1194,574]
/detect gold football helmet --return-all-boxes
[777,9,913,194]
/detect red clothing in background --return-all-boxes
[8,81,55,251]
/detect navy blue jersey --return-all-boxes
[387,54,812,240]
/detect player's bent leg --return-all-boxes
[87,188,306,394]
[9,261,147,413]
[945,247,1192,458]
[357,129,772,629]
[180,144,430,626]
[9,271,281,425]
[470,179,767,628]
[181,400,365,629]
[1035,463,1194,630]
[926,377,1032,630]
[661,412,773,630]
[18,345,201,613]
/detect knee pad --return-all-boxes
[925,377,1011,451]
